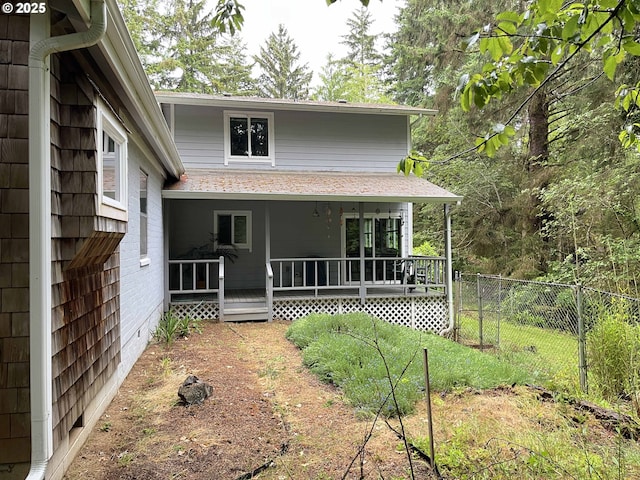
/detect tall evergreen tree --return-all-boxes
[121,0,255,95]
[314,8,391,103]
[340,7,379,68]
[312,54,350,102]
[215,36,258,96]
[149,0,225,92]
[253,24,312,99]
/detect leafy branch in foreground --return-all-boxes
[458,0,640,157]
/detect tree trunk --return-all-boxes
[527,88,549,170]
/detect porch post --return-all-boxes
[359,202,366,305]
[441,203,455,335]
[265,202,273,321]
[163,199,170,311]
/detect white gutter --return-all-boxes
[439,204,455,335]
[27,2,107,479]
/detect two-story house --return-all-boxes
[158,93,461,332]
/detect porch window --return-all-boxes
[223,111,274,165]
[214,211,252,252]
[97,101,128,220]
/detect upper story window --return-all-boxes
[224,111,274,165]
[97,101,128,220]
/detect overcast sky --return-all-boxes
[237,0,404,84]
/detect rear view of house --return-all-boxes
[159,93,461,330]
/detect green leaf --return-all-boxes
[496,11,521,24]
[623,40,640,56]
[414,161,424,177]
[487,38,504,61]
[603,53,618,80]
[562,14,580,42]
[551,44,564,65]
[497,35,514,56]
[498,21,517,35]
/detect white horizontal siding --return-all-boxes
[173,104,409,172]
[119,142,166,377]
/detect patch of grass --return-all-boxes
[258,355,285,380]
[286,313,532,417]
[426,390,640,479]
[117,451,135,467]
[459,314,580,390]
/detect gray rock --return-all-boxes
[178,375,213,405]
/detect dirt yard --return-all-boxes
[63,320,621,480]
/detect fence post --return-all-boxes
[576,283,588,393]
[497,274,502,349]
[477,273,483,349]
[454,271,461,342]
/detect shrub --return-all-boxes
[153,310,202,346]
[286,313,531,417]
[587,307,640,400]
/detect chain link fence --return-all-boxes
[455,273,640,392]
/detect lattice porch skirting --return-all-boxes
[170,296,448,333]
[170,301,220,321]
[272,296,448,333]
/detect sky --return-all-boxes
[237,0,404,84]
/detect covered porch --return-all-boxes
[162,170,461,333]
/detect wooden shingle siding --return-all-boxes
[49,51,123,451]
[0,13,31,465]
[173,104,409,172]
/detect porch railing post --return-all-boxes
[266,262,273,322]
[358,202,366,305]
[218,256,225,321]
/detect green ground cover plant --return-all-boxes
[286,313,532,417]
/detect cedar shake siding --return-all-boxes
[49,51,123,451]
[1,15,125,473]
[0,13,31,466]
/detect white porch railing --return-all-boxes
[168,257,224,296]
[168,256,446,303]
[269,256,446,295]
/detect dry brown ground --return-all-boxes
[64,320,622,480]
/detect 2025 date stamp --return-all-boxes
[2,2,47,14]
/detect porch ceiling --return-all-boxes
[162,170,462,203]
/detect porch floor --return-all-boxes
[170,286,444,304]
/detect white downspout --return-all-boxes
[439,204,455,335]
[27,2,107,479]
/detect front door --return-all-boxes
[344,216,401,282]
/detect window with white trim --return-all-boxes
[140,170,148,261]
[223,111,274,165]
[97,102,128,219]
[214,211,252,252]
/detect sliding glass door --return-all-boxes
[344,217,401,282]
